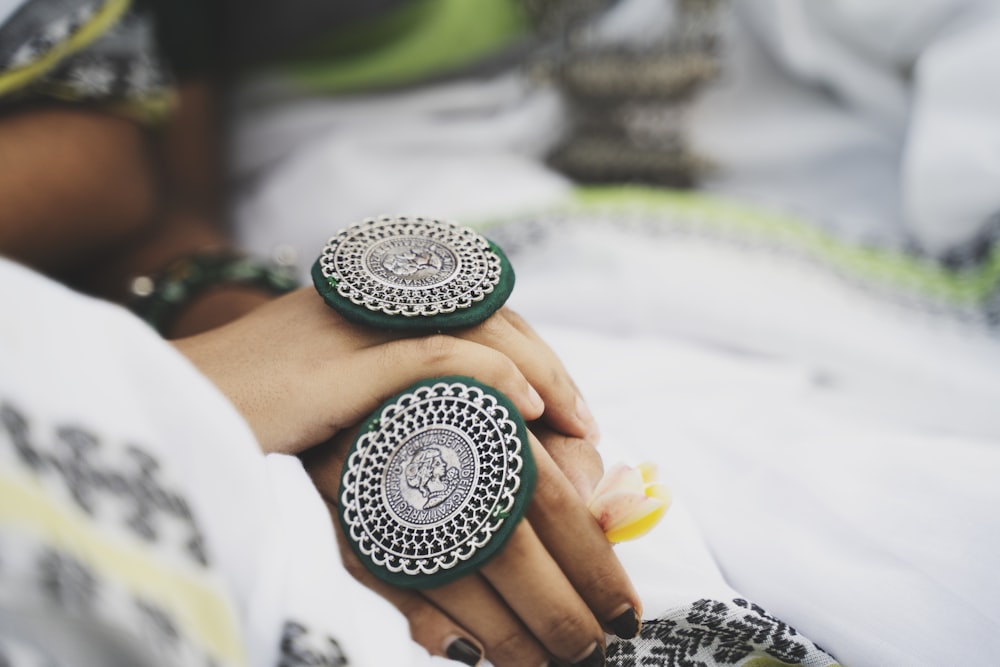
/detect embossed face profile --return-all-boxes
[338,377,535,587]
[404,446,460,509]
[371,237,457,287]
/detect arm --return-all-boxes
[0,82,276,337]
[76,80,279,337]
[0,106,156,275]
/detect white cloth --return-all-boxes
[691,0,1000,256]
[540,322,1000,666]
[233,0,1000,259]
[0,258,410,667]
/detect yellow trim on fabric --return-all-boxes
[33,80,176,124]
[743,658,841,667]
[105,90,175,124]
[0,0,131,97]
[559,186,1000,305]
[0,471,248,667]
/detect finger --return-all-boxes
[325,502,487,666]
[531,422,604,501]
[300,433,351,503]
[462,308,599,444]
[287,333,546,454]
[480,521,606,666]
[526,433,643,639]
[423,576,550,667]
[309,438,553,666]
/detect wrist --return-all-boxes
[128,251,300,337]
[165,284,278,338]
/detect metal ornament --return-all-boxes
[313,216,514,331]
[338,377,535,588]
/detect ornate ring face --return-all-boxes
[338,377,535,588]
[312,216,514,331]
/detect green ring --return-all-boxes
[337,375,536,589]
[312,240,515,332]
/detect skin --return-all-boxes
[0,93,634,664]
[173,290,639,665]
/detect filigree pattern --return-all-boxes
[319,216,502,317]
[340,380,526,579]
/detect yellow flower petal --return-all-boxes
[638,462,659,485]
[589,462,641,503]
[589,462,672,542]
[604,496,669,543]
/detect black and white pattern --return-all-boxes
[319,216,503,318]
[0,0,170,118]
[0,402,209,567]
[0,0,98,70]
[278,622,349,667]
[339,378,530,586]
[607,598,838,667]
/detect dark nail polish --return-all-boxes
[571,643,605,667]
[446,637,482,666]
[608,607,640,639]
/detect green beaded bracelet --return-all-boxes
[128,252,300,335]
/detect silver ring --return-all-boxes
[338,377,535,588]
[312,216,514,331]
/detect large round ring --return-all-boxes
[338,376,536,588]
[312,215,515,331]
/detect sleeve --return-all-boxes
[0,0,173,122]
[0,258,400,667]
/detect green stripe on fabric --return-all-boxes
[557,186,1000,306]
[280,0,529,94]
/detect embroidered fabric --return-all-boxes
[608,599,838,667]
[0,0,171,121]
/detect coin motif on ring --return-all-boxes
[319,216,503,318]
[383,426,477,528]
[365,236,459,290]
[338,378,534,586]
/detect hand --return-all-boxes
[455,307,600,449]
[303,426,641,667]
[171,288,594,457]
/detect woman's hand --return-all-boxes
[172,287,599,460]
[174,286,628,663]
[303,427,641,667]
[455,307,600,449]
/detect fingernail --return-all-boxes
[576,395,600,440]
[445,636,482,665]
[571,642,604,667]
[608,607,640,639]
[528,384,545,413]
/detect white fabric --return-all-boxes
[501,217,1000,663]
[541,322,1000,666]
[0,258,410,667]
[691,0,1000,255]
[234,0,1000,258]
[231,72,571,270]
